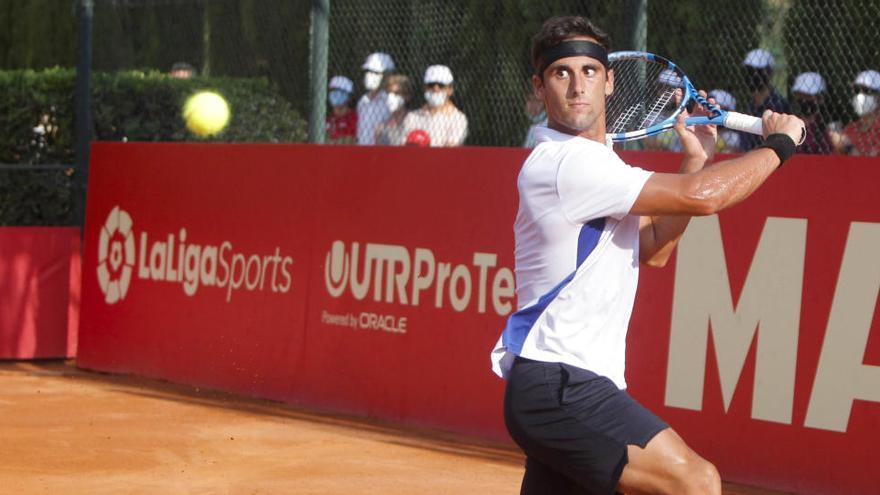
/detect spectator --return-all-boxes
[169,62,196,79]
[841,70,880,156]
[402,65,468,147]
[523,86,547,148]
[791,72,833,154]
[375,74,414,145]
[741,48,790,149]
[325,76,357,145]
[709,89,742,153]
[357,52,396,145]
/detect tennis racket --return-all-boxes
[605,51,805,143]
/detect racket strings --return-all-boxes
[640,88,676,128]
[606,58,682,134]
[610,103,644,133]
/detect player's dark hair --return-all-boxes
[531,16,611,76]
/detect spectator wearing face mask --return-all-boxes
[791,72,832,154]
[742,49,790,150]
[374,74,414,146]
[402,65,468,147]
[325,76,357,145]
[357,52,396,145]
[841,70,880,156]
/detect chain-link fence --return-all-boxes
[330,0,880,151]
[3,0,880,224]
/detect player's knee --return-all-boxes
[678,458,720,495]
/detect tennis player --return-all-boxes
[490,16,804,495]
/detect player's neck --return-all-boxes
[547,119,606,144]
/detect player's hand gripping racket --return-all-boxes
[605,51,805,144]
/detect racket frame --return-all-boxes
[605,51,755,143]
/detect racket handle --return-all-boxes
[722,112,763,135]
[723,111,807,145]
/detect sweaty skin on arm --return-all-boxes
[635,109,804,267]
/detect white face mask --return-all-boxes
[364,72,383,91]
[852,93,878,117]
[424,91,447,108]
[386,93,405,112]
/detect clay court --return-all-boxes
[1,360,788,494]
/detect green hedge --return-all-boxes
[1,68,307,226]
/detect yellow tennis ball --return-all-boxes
[183,91,230,137]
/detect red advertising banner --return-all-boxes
[0,227,80,359]
[79,142,878,495]
[623,151,879,495]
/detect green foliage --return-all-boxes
[0,169,74,227]
[0,0,77,70]
[89,0,312,115]
[647,0,764,95]
[0,67,307,226]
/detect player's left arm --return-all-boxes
[640,92,717,267]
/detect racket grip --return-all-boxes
[723,111,807,145]
[722,112,764,136]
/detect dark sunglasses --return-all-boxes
[425,82,449,90]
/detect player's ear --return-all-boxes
[605,68,614,97]
[532,74,544,99]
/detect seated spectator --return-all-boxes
[841,70,880,156]
[325,76,357,145]
[375,74,414,146]
[708,89,743,153]
[357,52,396,145]
[791,72,833,154]
[741,49,790,150]
[402,65,468,147]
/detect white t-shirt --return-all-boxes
[357,91,391,145]
[490,127,653,389]
[402,107,468,147]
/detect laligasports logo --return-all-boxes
[97,206,136,304]
[324,240,515,316]
[95,205,294,305]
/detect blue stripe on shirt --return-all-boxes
[501,217,606,355]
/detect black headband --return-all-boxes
[539,40,608,74]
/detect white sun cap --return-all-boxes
[708,89,736,110]
[328,75,354,93]
[743,48,775,69]
[854,70,880,91]
[658,69,682,87]
[424,65,454,85]
[792,72,826,95]
[361,52,395,73]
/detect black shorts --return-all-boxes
[504,356,668,495]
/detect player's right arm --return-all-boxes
[629,110,804,217]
